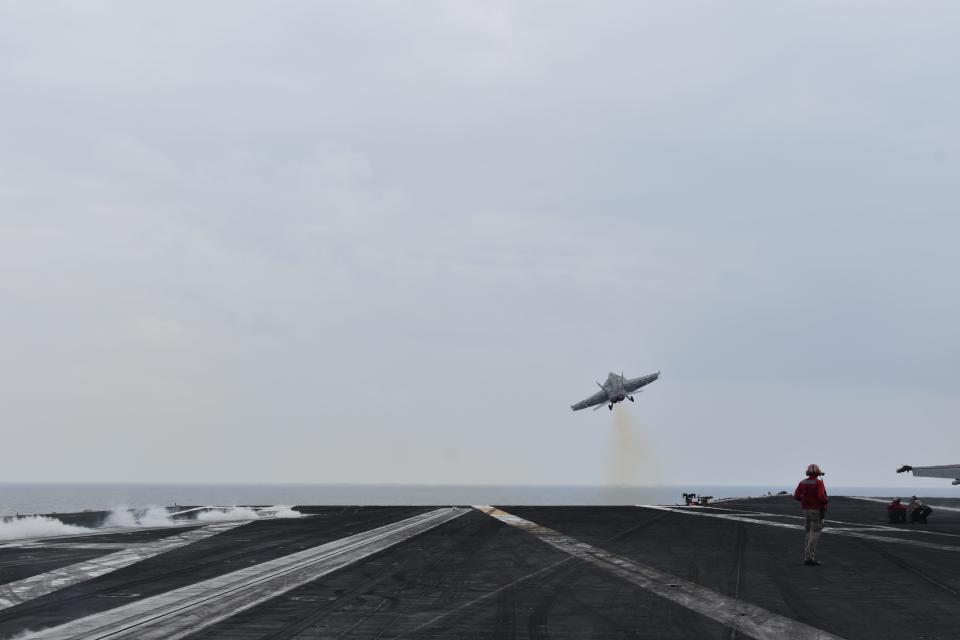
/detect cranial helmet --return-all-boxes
[806,463,822,476]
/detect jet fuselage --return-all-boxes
[603,372,627,403]
[570,369,660,411]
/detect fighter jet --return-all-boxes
[571,371,660,411]
[897,464,960,486]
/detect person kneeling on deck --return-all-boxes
[794,464,829,566]
[908,496,932,524]
[887,498,907,524]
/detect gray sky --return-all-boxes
[2,1,958,489]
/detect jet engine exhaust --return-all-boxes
[608,408,662,487]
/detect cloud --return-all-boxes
[1,2,958,486]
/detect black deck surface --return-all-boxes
[0,506,434,637]
[0,547,114,587]
[1,498,958,639]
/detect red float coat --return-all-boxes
[794,476,829,510]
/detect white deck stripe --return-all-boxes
[641,506,960,551]
[0,521,248,610]
[22,507,465,640]
[0,522,203,550]
[664,505,960,538]
[475,506,844,640]
[848,496,960,513]
[23,543,141,550]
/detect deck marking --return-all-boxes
[475,506,845,640]
[0,522,208,550]
[641,506,960,551]
[20,543,141,550]
[20,507,465,640]
[664,505,960,538]
[0,521,248,610]
[847,496,960,513]
[393,511,672,638]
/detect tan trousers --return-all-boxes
[803,509,824,561]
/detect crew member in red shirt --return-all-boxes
[887,498,907,523]
[794,463,828,565]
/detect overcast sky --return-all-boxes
[1,1,958,489]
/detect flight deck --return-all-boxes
[1,496,958,639]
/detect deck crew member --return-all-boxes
[794,463,829,566]
[908,496,932,523]
[887,498,907,523]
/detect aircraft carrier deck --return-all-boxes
[1,496,958,639]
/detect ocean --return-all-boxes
[2,483,956,516]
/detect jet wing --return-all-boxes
[897,464,960,484]
[624,371,660,394]
[571,389,608,411]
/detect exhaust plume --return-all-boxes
[609,407,663,486]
